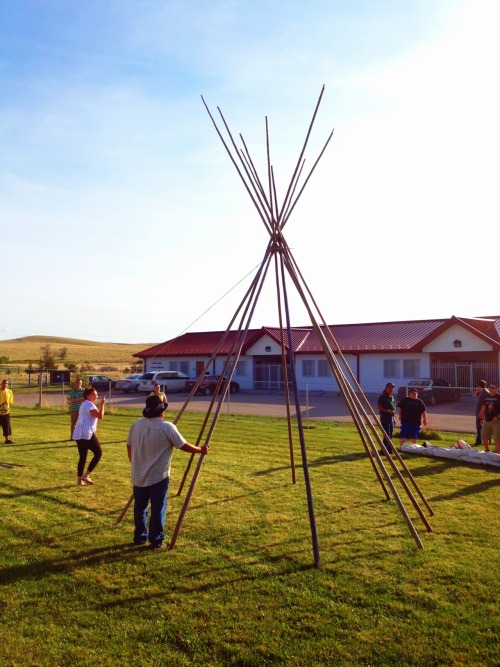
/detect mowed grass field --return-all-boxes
[0,406,498,666]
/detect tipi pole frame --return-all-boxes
[279,245,433,537]
[120,87,436,560]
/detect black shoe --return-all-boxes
[133,540,147,546]
[5,439,13,444]
[149,543,164,549]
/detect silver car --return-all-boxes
[115,374,144,393]
[138,371,190,393]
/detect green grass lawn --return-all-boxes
[0,407,498,666]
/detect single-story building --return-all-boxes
[133,315,500,393]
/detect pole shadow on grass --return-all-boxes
[95,533,405,612]
[430,477,499,502]
[0,481,116,521]
[1,442,76,452]
[252,451,367,477]
[3,438,124,452]
[0,542,153,586]
[402,457,500,478]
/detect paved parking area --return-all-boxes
[18,390,475,434]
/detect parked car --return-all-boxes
[115,374,144,393]
[185,374,240,396]
[397,378,460,406]
[82,375,117,391]
[138,371,190,393]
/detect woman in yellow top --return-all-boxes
[149,382,168,406]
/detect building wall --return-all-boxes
[246,335,282,356]
[358,352,431,390]
[294,354,357,392]
[145,355,255,388]
[423,324,494,353]
[141,323,499,393]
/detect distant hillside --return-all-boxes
[0,335,154,368]
[6,335,117,346]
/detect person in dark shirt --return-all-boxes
[473,380,489,446]
[479,383,500,453]
[397,388,427,446]
[377,382,396,454]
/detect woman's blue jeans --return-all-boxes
[133,477,170,547]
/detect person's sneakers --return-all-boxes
[5,439,13,444]
[77,478,86,486]
[133,540,147,546]
[82,474,94,485]
[149,543,164,549]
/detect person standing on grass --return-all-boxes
[68,378,85,440]
[73,387,106,486]
[377,382,396,454]
[150,382,168,404]
[126,395,209,549]
[0,379,14,444]
[478,383,500,454]
[473,380,489,446]
[398,388,427,446]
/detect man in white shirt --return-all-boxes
[127,395,209,549]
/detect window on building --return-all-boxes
[179,361,190,375]
[317,360,332,377]
[383,359,400,379]
[169,361,178,371]
[302,360,316,377]
[403,359,421,378]
[235,360,247,376]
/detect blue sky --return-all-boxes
[1,0,499,343]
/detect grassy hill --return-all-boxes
[0,335,155,377]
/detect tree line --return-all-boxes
[17,344,142,376]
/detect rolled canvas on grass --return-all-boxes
[402,443,500,468]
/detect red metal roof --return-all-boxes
[134,317,500,358]
[134,329,262,358]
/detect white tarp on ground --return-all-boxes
[401,443,500,468]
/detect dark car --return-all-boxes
[397,378,460,406]
[185,374,240,396]
[82,374,117,391]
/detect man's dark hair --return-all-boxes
[478,380,487,388]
